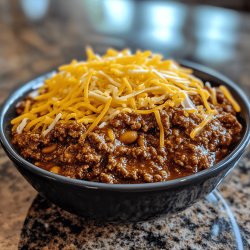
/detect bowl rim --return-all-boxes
[1,60,250,192]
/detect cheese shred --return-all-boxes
[11,48,241,145]
[154,110,164,147]
[219,85,241,112]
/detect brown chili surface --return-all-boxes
[12,88,243,184]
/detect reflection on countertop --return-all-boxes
[0,0,250,249]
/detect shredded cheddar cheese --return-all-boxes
[11,48,241,145]
[154,110,164,147]
[219,86,241,112]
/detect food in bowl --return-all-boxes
[11,48,243,184]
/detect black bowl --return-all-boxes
[1,61,250,221]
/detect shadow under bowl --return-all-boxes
[0,61,250,221]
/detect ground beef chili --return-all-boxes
[12,89,242,184]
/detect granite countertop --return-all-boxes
[0,1,250,249]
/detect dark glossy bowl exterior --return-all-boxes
[1,61,250,221]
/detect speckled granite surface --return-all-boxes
[1,1,250,249]
[18,192,242,250]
